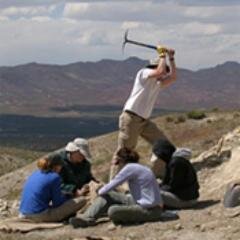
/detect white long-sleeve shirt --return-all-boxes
[98,163,163,208]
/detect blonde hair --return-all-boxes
[37,155,63,172]
[37,158,49,171]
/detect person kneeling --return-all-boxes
[19,156,86,222]
[70,147,164,228]
[152,139,200,209]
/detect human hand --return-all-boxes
[75,185,90,197]
[167,48,175,58]
[88,181,104,200]
[89,181,104,193]
[111,156,120,165]
[157,45,167,57]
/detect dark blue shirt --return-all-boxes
[20,170,67,215]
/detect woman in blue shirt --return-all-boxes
[19,155,86,222]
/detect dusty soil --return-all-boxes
[10,153,240,240]
[0,111,240,240]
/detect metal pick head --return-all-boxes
[122,29,129,54]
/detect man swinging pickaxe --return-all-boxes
[108,29,177,181]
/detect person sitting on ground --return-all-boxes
[152,139,200,209]
[69,147,164,228]
[47,138,97,197]
[223,180,240,208]
[19,155,86,222]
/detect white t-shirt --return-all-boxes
[123,68,163,119]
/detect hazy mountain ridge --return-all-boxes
[0,58,239,116]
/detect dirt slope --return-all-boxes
[0,111,239,199]
[0,111,240,240]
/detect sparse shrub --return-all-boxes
[212,107,219,112]
[233,112,240,118]
[203,139,214,146]
[6,189,21,200]
[165,116,174,123]
[207,119,212,124]
[94,157,107,166]
[175,115,186,124]
[187,110,206,120]
[101,172,109,183]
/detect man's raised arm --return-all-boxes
[160,49,177,88]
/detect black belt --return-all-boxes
[124,110,146,121]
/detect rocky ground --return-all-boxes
[0,111,240,240]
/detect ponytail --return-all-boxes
[37,158,49,171]
[37,155,63,172]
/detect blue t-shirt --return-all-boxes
[20,170,67,215]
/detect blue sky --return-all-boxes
[0,0,239,69]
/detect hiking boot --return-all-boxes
[69,217,96,228]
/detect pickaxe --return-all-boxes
[122,29,157,53]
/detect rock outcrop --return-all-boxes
[0,199,19,218]
[193,126,240,198]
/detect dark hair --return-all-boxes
[37,155,63,172]
[146,64,170,73]
[152,139,176,164]
[116,147,139,164]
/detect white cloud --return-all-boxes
[183,5,240,24]
[31,16,52,22]
[75,30,112,46]
[0,17,123,66]
[0,5,56,18]
[0,15,8,21]
[184,7,220,18]
[165,0,240,6]
[0,0,60,9]
[182,22,222,36]
[214,34,240,54]
[121,21,140,29]
[0,0,239,10]
[63,3,90,17]
[0,1,239,69]
[62,1,182,23]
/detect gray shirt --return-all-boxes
[98,163,163,208]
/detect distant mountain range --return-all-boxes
[0,58,239,116]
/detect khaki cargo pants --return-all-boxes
[21,197,86,223]
[110,111,168,180]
